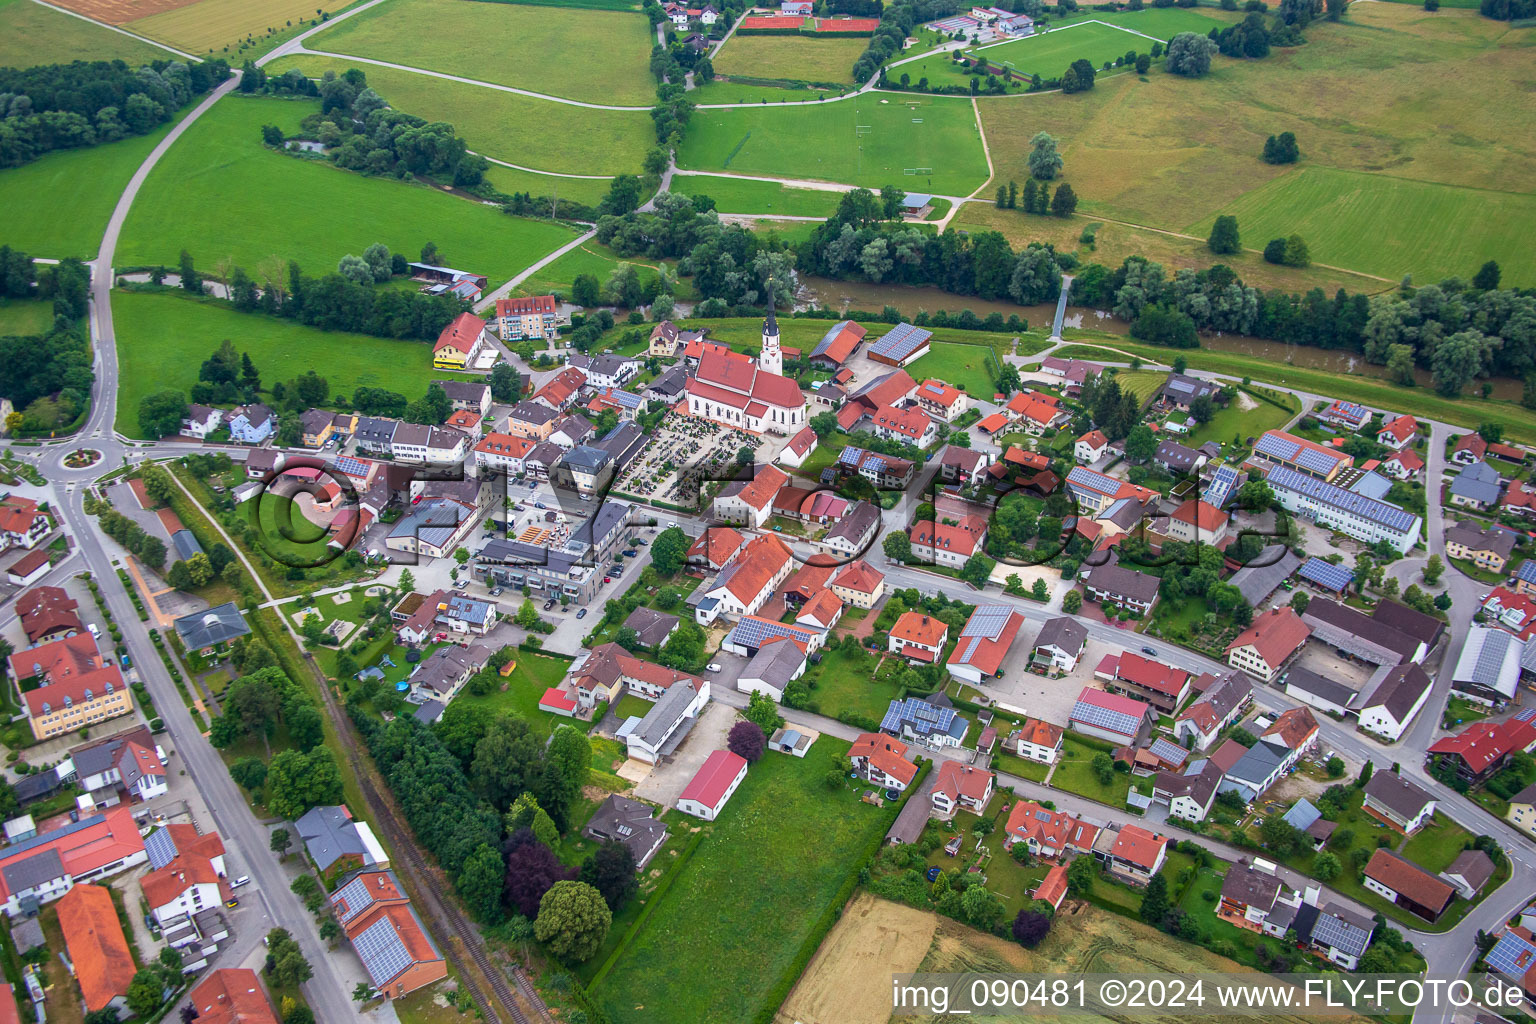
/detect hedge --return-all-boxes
[587,828,707,990]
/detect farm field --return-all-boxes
[0,299,55,337]
[0,0,174,67]
[262,55,651,175]
[117,94,579,282]
[110,290,479,437]
[689,79,848,104]
[671,174,844,217]
[0,117,180,258]
[593,739,893,1024]
[677,94,989,197]
[974,5,1536,284]
[304,0,658,105]
[126,0,333,53]
[482,164,613,206]
[713,34,869,84]
[1196,166,1536,285]
[949,203,1384,294]
[969,21,1160,78]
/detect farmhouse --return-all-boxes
[431,312,492,370]
[1362,770,1436,834]
[1362,849,1455,922]
[712,464,789,528]
[696,534,794,624]
[677,750,748,821]
[1225,607,1310,682]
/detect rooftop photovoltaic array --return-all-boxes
[726,616,819,652]
[144,827,179,870]
[1487,930,1536,977]
[1070,695,1141,735]
[1255,433,1348,477]
[1268,466,1419,532]
[1298,557,1354,592]
[1310,910,1370,956]
[333,455,369,477]
[880,697,955,733]
[868,323,932,362]
[333,875,379,925]
[354,915,413,986]
[1148,737,1187,765]
[1203,465,1239,507]
[960,606,1013,638]
[1466,628,1517,686]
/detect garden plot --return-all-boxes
[612,412,760,509]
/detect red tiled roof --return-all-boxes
[1378,415,1417,443]
[1033,863,1069,907]
[1454,433,1488,459]
[1428,714,1536,775]
[163,823,226,862]
[57,884,135,1012]
[540,687,577,713]
[716,534,793,607]
[848,732,917,785]
[0,808,144,904]
[475,433,535,459]
[831,559,883,595]
[817,322,866,364]
[1078,429,1107,448]
[796,588,843,626]
[1364,848,1454,911]
[16,584,80,641]
[13,633,124,717]
[141,852,222,909]
[1491,442,1527,462]
[916,379,963,407]
[0,496,42,534]
[732,464,790,511]
[891,611,949,648]
[1113,652,1191,698]
[873,403,931,440]
[1226,607,1311,667]
[688,526,745,567]
[1003,800,1098,851]
[680,749,748,807]
[189,968,280,1024]
[1262,706,1319,748]
[495,294,556,317]
[1171,499,1228,532]
[814,15,880,29]
[947,608,1024,676]
[910,515,986,557]
[446,410,481,430]
[976,412,1009,434]
[1016,717,1063,750]
[1111,824,1168,871]
[433,312,486,355]
[932,761,992,803]
[785,426,817,456]
[1387,449,1424,471]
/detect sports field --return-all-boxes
[973,5,1536,284]
[111,290,480,437]
[126,0,330,53]
[671,175,844,217]
[117,94,579,283]
[0,119,178,257]
[262,55,652,174]
[677,94,989,197]
[304,0,657,105]
[0,0,174,66]
[713,34,869,84]
[1198,166,1536,284]
[593,739,894,1024]
[482,164,613,207]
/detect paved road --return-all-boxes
[475,229,597,314]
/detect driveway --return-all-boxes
[631,700,737,808]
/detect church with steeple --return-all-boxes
[683,310,806,435]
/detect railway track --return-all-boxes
[303,650,541,1024]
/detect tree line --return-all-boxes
[0,58,231,168]
[0,247,93,434]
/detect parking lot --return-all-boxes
[631,701,738,808]
[973,636,1123,728]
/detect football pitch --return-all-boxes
[675,94,989,197]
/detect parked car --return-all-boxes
[489,587,503,597]
[706,663,722,672]
[88,623,101,639]
[1140,646,1157,656]
[622,549,638,557]
[576,608,588,619]
[232,875,250,888]
[454,579,468,590]
[544,598,556,610]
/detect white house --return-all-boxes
[1030,617,1087,672]
[848,732,918,791]
[180,405,223,440]
[930,762,993,819]
[735,639,806,702]
[1009,718,1063,765]
[1357,664,1433,742]
[695,535,793,625]
[624,681,710,764]
[777,427,818,469]
[1074,429,1109,464]
[676,749,747,821]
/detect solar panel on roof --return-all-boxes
[869,323,933,361]
[1310,912,1368,956]
[1149,737,1186,764]
[1071,697,1139,735]
[1269,466,1419,532]
[1202,465,1239,507]
[1487,931,1536,977]
[727,617,819,652]
[1298,558,1354,592]
[354,915,413,986]
[1255,433,1300,461]
[961,606,1012,638]
[144,828,179,870]
[837,447,863,465]
[333,875,377,925]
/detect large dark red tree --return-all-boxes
[1012,908,1051,949]
[503,827,572,919]
[728,720,766,763]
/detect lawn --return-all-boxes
[670,175,845,217]
[1184,388,1299,447]
[127,0,337,54]
[713,34,869,84]
[972,5,1536,284]
[483,164,613,207]
[1051,734,1134,806]
[512,240,671,300]
[0,299,53,337]
[1112,369,1166,405]
[593,739,895,1024]
[904,341,1001,395]
[610,693,653,721]
[804,645,905,724]
[689,79,848,104]
[452,650,578,738]
[1399,811,1476,873]
[0,0,175,67]
[1068,331,1536,444]
[117,94,579,281]
[260,55,652,175]
[305,0,658,105]
[0,117,179,258]
[111,290,480,437]
[1198,166,1536,286]
[969,21,1163,79]
[676,93,989,197]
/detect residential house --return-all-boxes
[931,762,993,819]
[1009,717,1064,764]
[1031,616,1087,672]
[1174,670,1251,750]
[186,969,280,1024]
[736,639,807,702]
[13,633,132,741]
[431,313,492,370]
[1001,800,1099,857]
[531,366,587,413]
[1362,849,1455,922]
[583,796,667,869]
[1381,448,1424,480]
[353,416,400,456]
[880,697,967,749]
[888,612,950,665]
[68,726,167,806]
[0,805,146,918]
[1441,849,1496,899]
[621,607,679,650]
[834,445,916,489]
[712,464,789,528]
[474,433,534,476]
[1098,651,1190,715]
[1446,521,1517,572]
[946,606,1025,685]
[1452,432,1488,465]
[777,426,818,469]
[6,549,49,587]
[226,404,275,444]
[390,423,470,465]
[1226,607,1310,682]
[567,353,640,391]
[330,871,448,998]
[1316,400,1371,431]
[677,749,749,821]
[1105,825,1168,885]
[1075,430,1109,464]
[1509,782,1536,838]
[871,403,938,447]
[0,497,49,551]
[1430,709,1536,788]
[1157,373,1216,412]
[820,500,881,560]
[1358,662,1434,740]
[434,379,491,415]
[830,559,885,609]
[1362,769,1436,833]
[141,830,228,925]
[181,405,223,439]
[849,732,919,791]
[493,294,566,341]
[548,413,594,450]
[568,643,703,708]
[1377,414,1418,450]
[507,401,559,441]
[647,320,701,358]
[1165,499,1229,545]
[405,644,490,704]
[57,884,135,1016]
[643,364,688,405]
[1451,461,1505,511]
[295,805,387,877]
[687,527,745,572]
[1221,731,1307,803]
[1080,562,1161,615]
[395,591,499,645]
[1005,390,1068,434]
[1154,439,1205,477]
[16,585,81,644]
[1218,859,1303,937]
[695,534,793,624]
[624,680,710,764]
[913,379,968,422]
[1068,687,1154,746]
